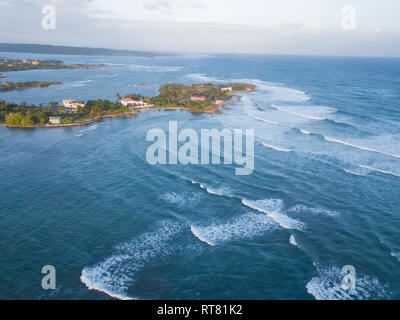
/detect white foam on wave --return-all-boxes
[255,83,311,102]
[299,130,400,160]
[289,205,340,217]
[391,251,400,262]
[262,143,291,153]
[271,105,326,121]
[81,221,182,300]
[190,212,277,246]
[242,199,305,231]
[190,226,216,246]
[247,113,280,125]
[191,180,233,198]
[324,136,400,160]
[359,165,400,178]
[306,265,390,300]
[184,73,221,83]
[300,129,312,135]
[160,192,202,208]
[344,169,366,176]
[289,235,298,247]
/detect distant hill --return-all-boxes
[0,43,171,57]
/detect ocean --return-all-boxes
[0,52,399,300]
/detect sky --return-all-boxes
[0,0,399,56]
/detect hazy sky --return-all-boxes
[0,0,399,56]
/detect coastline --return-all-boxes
[0,85,255,129]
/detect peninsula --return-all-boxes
[0,57,105,73]
[0,83,255,128]
[0,81,62,92]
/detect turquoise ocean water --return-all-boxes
[0,52,399,299]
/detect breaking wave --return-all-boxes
[289,205,341,217]
[299,130,400,160]
[289,235,298,247]
[242,199,305,230]
[262,143,291,153]
[271,105,326,121]
[160,192,202,208]
[190,212,277,246]
[81,221,182,300]
[391,251,400,262]
[359,165,400,178]
[344,169,366,176]
[306,265,390,300]
[247,113,280,125]
[190,180,234,198]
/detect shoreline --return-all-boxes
[0,85,255,129]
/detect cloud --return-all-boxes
[0,0,399,57]
[143,0,205,13]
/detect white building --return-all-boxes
[221,87,232,93]
[63,100,85,112]
[120,98,153,108]
[49,117,61,124]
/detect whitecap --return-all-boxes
[289,235,298,247]
[160,192,202,208]
[391,251,400,262]
[270,105,326,121]
[289,205,340,217]
[262,143,291,153]
[359,165,400,178]
[306,265,390,300]
[190,212,277,246]
[190,180,233,198]
[81,221,182,300]
[242,199,305,230]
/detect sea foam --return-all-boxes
[262,143,291,153]
[289,205,340,217]
[190,212,277,246]
[242,199,305,230]
[289,235,298,247]
[359,165,400,178]
[306,265,390,300]
[81,221,182,300]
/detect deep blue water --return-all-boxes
[0,52,400,300]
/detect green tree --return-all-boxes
[5,112,23,125]
[90,105,103,116]
[20,115,35,126]
[62,117,73,124]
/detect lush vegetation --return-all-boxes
[0,83,255,127]
[0,99,133,127]
[0,101,52,126]
[0,81,62,92]
[0,57,105,72]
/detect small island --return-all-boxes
[0,74,6,79]
[0,80,62,92]
[0,57,106,73]
[0,83,255,128]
